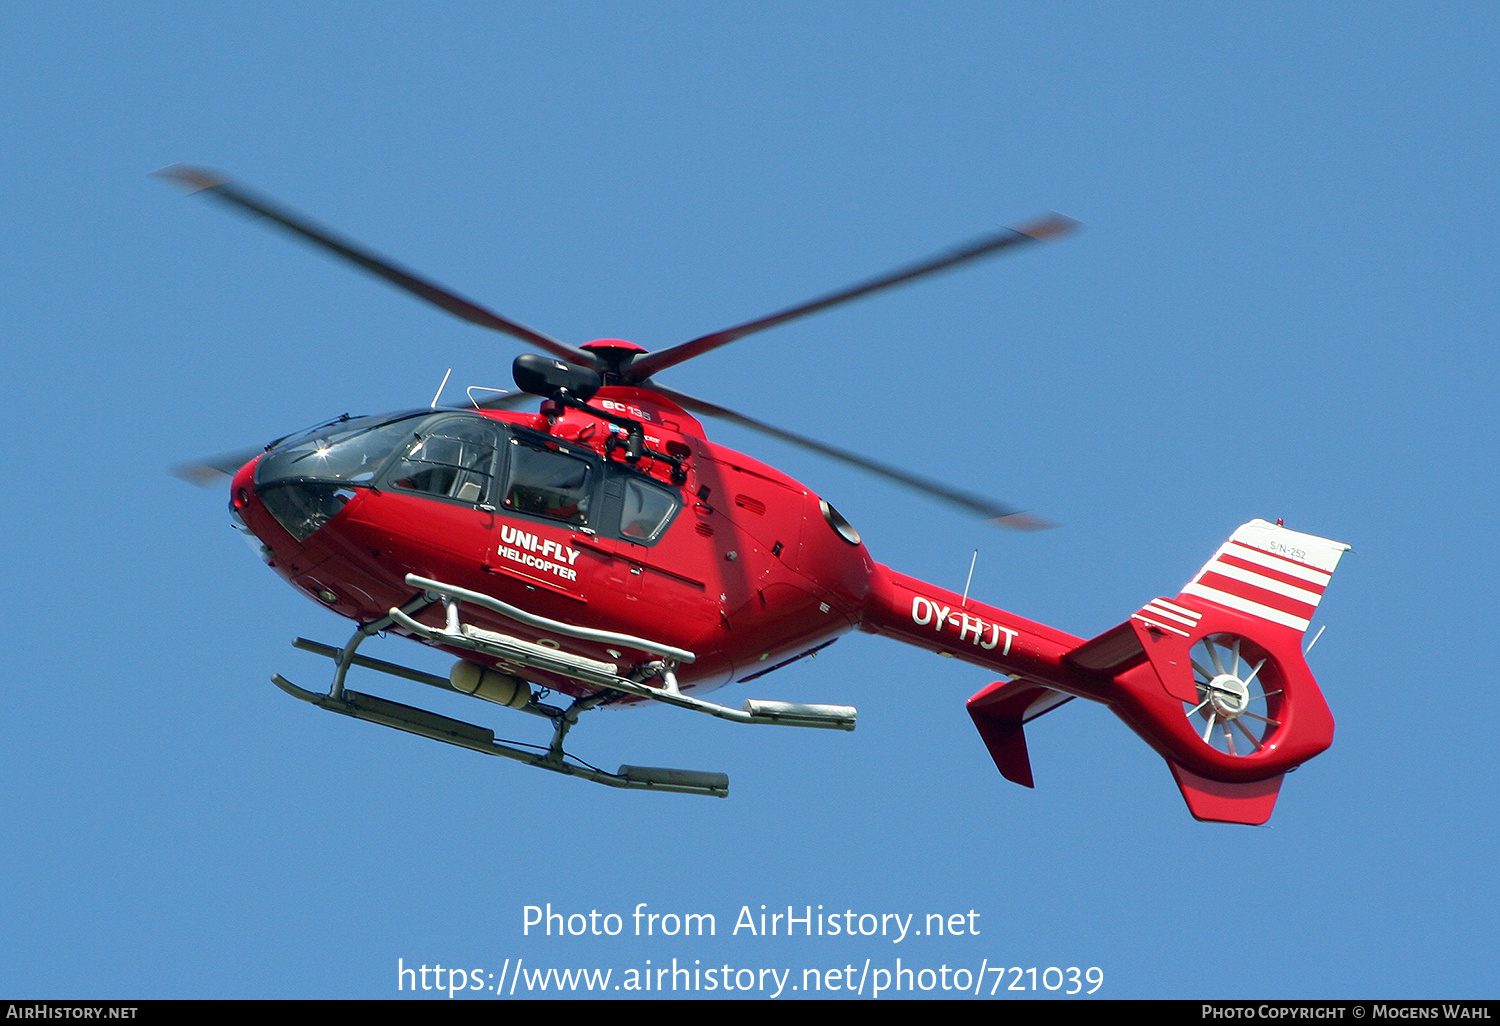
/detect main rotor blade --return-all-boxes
[472,390,538,411]
[155,165,591,366]
[172,446,266,487]
[651,384,1052,529]
[625,214,1078,382]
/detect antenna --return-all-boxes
[1304,624,1327,655]
[961,549,978,608]
[430,367,453,409]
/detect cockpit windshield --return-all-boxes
[251,410,685,546]
[257,411,427,488]
[254,411,431,543]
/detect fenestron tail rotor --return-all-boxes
[1184,633,1283,757]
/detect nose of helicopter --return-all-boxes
[226,455,350,593]
[245,411,424,545]
[228,458,274,561]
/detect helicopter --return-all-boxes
[163,166,1349,824]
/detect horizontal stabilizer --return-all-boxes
[1066,620,1146,675]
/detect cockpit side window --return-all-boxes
[502,439,592,525]
[619,478,679,542]
[593,462,681,546]
[386,417,502,506]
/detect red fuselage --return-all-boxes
[234,385,1328,788]
[234,386,875,697]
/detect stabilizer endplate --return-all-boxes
[966,679,1073,788]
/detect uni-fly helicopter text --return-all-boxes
[163,166,1348,824]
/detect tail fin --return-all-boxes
[1176,518,1347,638]
[980,520,1349,825]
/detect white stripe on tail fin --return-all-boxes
[1177,519,1349,634]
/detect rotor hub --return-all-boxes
[1206,673,1251,718]
[579,339,648,384]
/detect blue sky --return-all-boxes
[1,2,1495,999]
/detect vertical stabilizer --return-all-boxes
[1176,519,1349,636]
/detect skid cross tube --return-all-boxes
[276,620,727,795]
[292,636,564,721]
[389,605,856,729]
[269,574,857,800]
[330,592,435,700]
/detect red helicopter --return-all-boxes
[164,167,1349,824]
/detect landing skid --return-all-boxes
[273,671,727,796]
[270,576,857,797]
